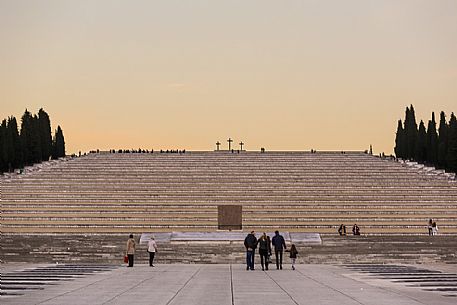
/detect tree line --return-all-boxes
[395,105,457,174]
[0,108,65,173]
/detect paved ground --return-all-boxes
[1,263,456,305]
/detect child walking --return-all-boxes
[287,244,298,270]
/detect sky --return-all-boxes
[1,0,456,154]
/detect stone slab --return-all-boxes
[290,233,322,244]
[166,231,292,241]
[218,205,242,230]
[139,233,172,244]
[138,231,317,242]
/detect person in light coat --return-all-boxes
[148,236,158,267]
[126,234,136,267]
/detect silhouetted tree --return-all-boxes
[437,111,448,169]
[0,119,6,172]
[415,120,427,162]
[394,119,406,159]
[447,113,457,174]
[20,109,34,165]
[426,112,438,165]
[1,108,63,173]
[38,108,52,161]
[404,105,418,159]
[52,126,65,159]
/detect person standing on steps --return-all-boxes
[258,232,271,271]
[432,221,438,235]
[126,234,136,267]
[271,230,286,270]
[244,231,257,270]
[427,219,433,236]
[148,235,158,267]
[338,224,346,236]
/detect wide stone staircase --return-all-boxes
[1,151,456,235]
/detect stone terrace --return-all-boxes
[1,151,457,235]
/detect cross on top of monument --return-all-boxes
[216,141,221,151]
[239,141,244,151]
[227,138,233,151]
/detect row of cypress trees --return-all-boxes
[395,105,457,174]
[0,108,65,173]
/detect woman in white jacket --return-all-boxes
[148,236,158,267]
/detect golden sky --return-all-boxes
[1,1,456,154]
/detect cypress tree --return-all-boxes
[52,126,65,159]
[20,109,34,165]
[415,120,427,163]
[9,116,22,169]
[404,105,418,159]
[4,118,15,172]
[0,119,6,172]
[437,111,448,169]
[394,119,406,159]
[30,114,42,163]
[426,112,438,165]
[38,108,52,161]
[447,113,457,174]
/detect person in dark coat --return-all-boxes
[244,231,257,270]
[286,244,299,270]
[338,224,346,236]
[257,232,271,271]
[271,230,286,270]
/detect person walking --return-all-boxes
[271,230,286,270]
[258,233,271,271]
[244,231,257,270]
[427,219,433,236]
[126,234,136,267]
[148,235,158,267]
[286,244,299,270]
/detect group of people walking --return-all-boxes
[244,230,298,271]
[125,234,157,267]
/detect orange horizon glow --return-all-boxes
[1,1,456,155]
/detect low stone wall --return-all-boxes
[1,234,456,265]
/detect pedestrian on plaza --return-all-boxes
[244,231,257,270]
[285,244,298,270]
[427,219,433,236]
[271,230,286,270]
[126,234,136,267]
[258,232,271,271]
[148,235,158,267]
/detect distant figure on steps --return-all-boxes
[427,219,433,236]
[352,224,360,235]
[432,221,439,235]
[338,224,346,236]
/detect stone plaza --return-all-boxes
[2,263,457,305]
